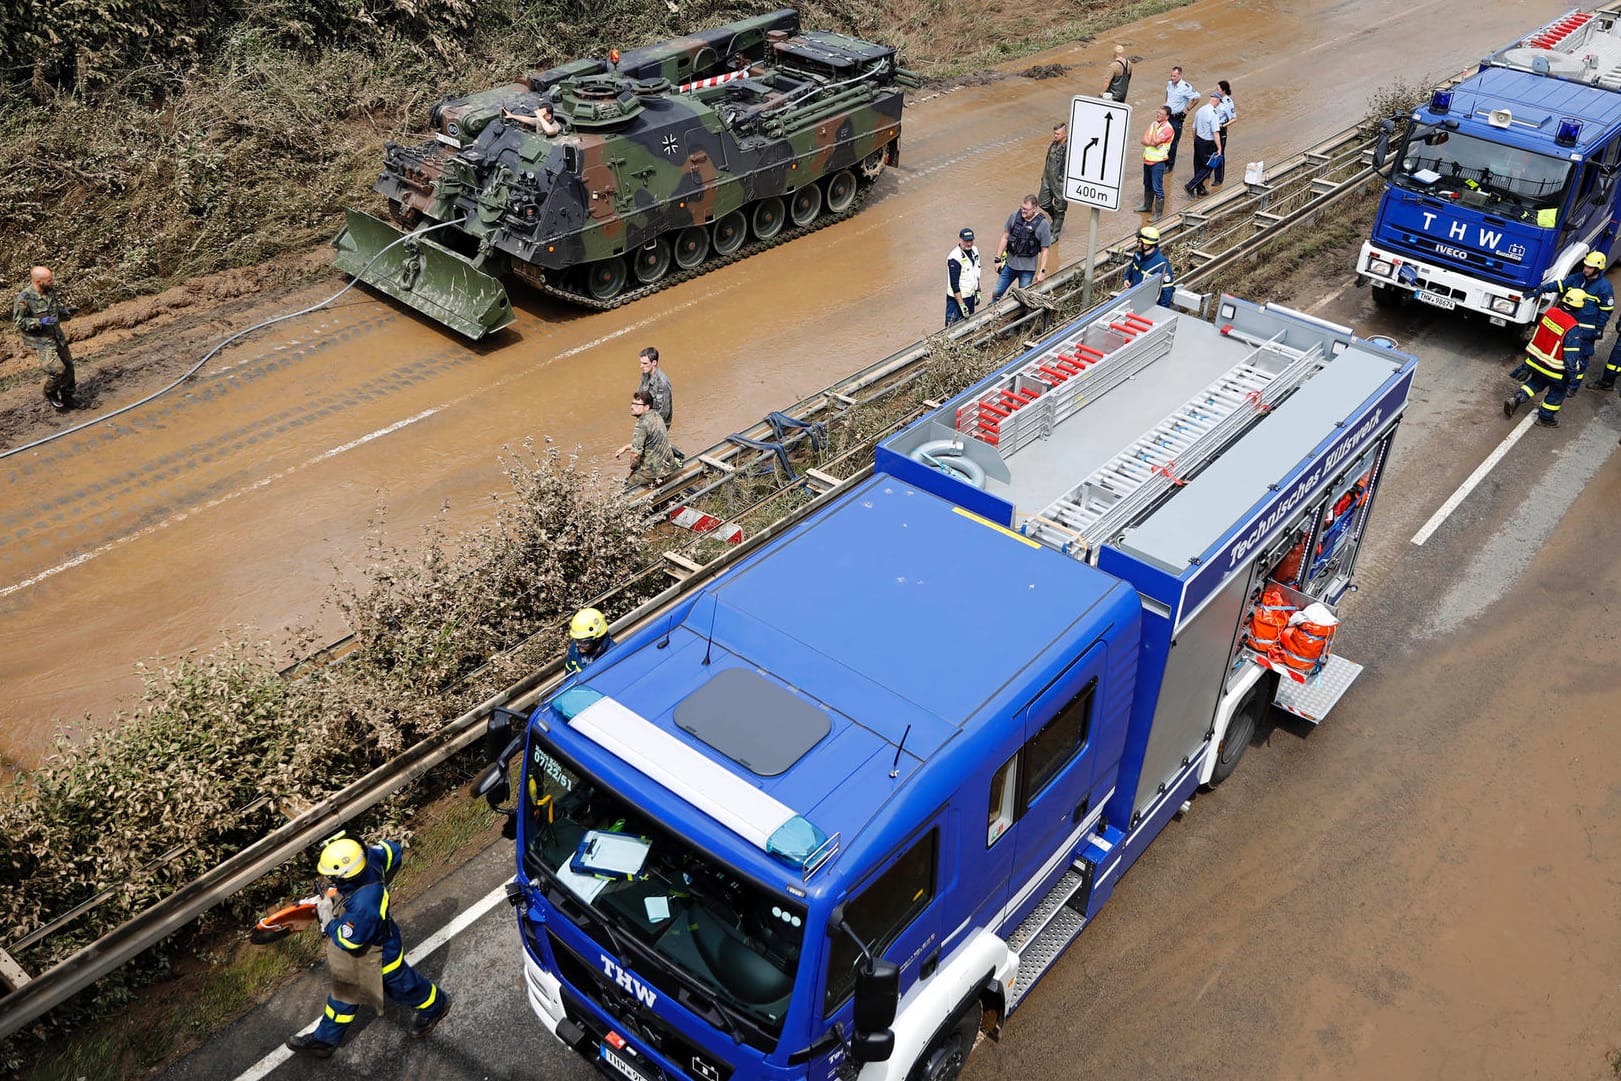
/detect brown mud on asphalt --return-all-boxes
[0,251,333,449]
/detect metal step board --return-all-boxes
[1272,654,1364,724]
[1023,332,1325,558]
[1005,863,1093,1011]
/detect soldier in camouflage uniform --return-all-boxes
[13,266,77,410]
[616,390,679,488]
[1037,123,1069,239]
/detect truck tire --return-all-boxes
[1208,677,1269,787]
[907,1008,979,1081]
[1370,283,1402,309]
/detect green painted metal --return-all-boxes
[337,8,914,336]
[330,210,515,340]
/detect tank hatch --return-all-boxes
[554,74,666,129]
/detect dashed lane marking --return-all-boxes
[0,410,440,600]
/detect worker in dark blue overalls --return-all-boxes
[1541,250,1613,391]
[1124,226,1176,307]
[566,607,615,672]
[286,836,452,1058]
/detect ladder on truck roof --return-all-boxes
[1485,8,1621,89]
[1022,329,1324,560]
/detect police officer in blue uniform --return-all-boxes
[1124,226,1176,307]
[286,836,452,1058]
[1541,250,1613,391]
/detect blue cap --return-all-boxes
[959,227,975,241]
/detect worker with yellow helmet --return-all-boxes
[1123,225,1176,308]
[565,607,614,673]
[285,835,452,1058]
[1538,249,1614,391]
[1505,285,1587,428]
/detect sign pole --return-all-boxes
[1064,94,1131,314]
[1082,206,1101,311]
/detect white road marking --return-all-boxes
[231,880,512,1081]
[1411,411,1537,546]
[0,410,439,599]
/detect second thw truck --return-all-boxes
[1358,6,1621,327]
[476,286,1416,1081]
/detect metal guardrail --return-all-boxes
[0,109,1398,1041]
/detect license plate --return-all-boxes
[1415,290,1456,310]
[602,1045,655,1081]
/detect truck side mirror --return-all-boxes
[471,760,512,811]
[1372,119,1395,170]
[484,706,524,764]
[850,1029,895,1064]
[852,958,900,1033]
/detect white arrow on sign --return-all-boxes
[1064,95,1132,212]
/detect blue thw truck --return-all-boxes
[1357,7,1621,327]
[475,285,1417,1081]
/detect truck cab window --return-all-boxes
[824,829,938,1014]
[1023,681,1095,804]
[987,754,1019,847]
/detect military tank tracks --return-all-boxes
[515,164,878,312]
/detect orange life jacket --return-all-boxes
[1273,619,1334,672]
[1247,586,1294,651]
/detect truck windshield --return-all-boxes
[521,734,806,1041]
[1394,127,1572,217]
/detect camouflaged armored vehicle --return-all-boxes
[332,9,915,338]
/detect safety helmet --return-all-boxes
[1562,286,1591,308]
[569,607,608,641]
[1138,226,1160,244]
[318,837,367,880]
[1584,251,1607,270]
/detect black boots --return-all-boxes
[1151,197,1165,222]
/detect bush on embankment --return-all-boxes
[0,0,1172,311]
[0,446,649,1067]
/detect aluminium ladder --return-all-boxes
[1022,331,1325,560]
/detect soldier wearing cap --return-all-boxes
[946,227,983,327]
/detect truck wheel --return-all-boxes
[790,184,822,226]
[583,256,628,301]
[1208,679,1268,787]
[674,227,709,269]
[826,170,858,214]
[1370,283,1402,309]
[712,211,747,256]
[752,197,786,241]
[633,238,672,284]
[907,1009,979,1081]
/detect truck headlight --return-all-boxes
[1489,296,1516,315]
[1367,258,1394,278]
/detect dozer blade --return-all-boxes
[331,209,516,340]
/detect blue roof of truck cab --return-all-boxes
[569,474,1133,873]
[1437,67,1621,146]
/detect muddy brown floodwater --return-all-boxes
[0,0,1568,771]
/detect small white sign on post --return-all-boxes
[1064,95,1133,212]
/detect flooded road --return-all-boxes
[0,0,1566,766]
[160,80,1621,1081]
